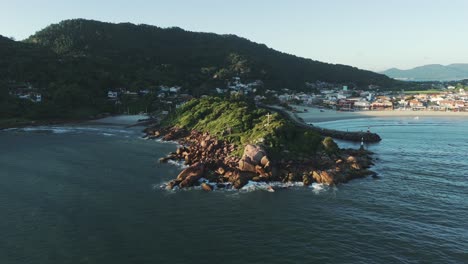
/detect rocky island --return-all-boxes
[145,97,377,191]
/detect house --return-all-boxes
[354,100,370,110]
[371,100,393,110]
[108,91,118,99]
[454,100,465,108]
[409,100,423,107]
[124,91,138,96]
[159,86,170,92]
[409,100,425,110]
[169,86,181,93]
[139,89,150,95]
[34,94,42,103]
[277,94,293,102]
[337,99,354,110]
[438,100,454,109]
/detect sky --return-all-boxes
[1,0,467,72]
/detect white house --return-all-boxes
[169,86,181,93]
[34,94,42,103]
[108,91,118,99]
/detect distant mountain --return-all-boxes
[381,64,468,81]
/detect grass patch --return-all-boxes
[163,97,324,158]
[404,90,443,94]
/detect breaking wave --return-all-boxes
[5,126,140,137]
[158,179,334,194]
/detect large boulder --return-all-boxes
[238,144,271,175]
[238,159,256,173]
[312,170,336,185]
[242,144,268,165]
[228,170,256,189]
[303,172,313,186]
[163,127,189,141]
[177,162,205,188]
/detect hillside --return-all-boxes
[0,19,398,121]
[381,64,468,81]
[23,19,394,89]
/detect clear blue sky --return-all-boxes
[1,0,467,71]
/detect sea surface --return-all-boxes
[0,117,467,264]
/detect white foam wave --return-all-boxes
[154,138,179,144]
[9,126,139,137]
[167,160,189,169]
[158,180,314,193]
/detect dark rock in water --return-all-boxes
[177,162,205,188]
[216,183,227,189]
[162,127,189,141]
[252,176,262,182]
[166,180,181,190]
[302,173,313,186]
[228,170,256,189]
[201,183,213,192]
[286,172,302,182]
[311,170,336,185]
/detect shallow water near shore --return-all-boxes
[0,118,467,263]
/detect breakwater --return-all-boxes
[258,104,382,143]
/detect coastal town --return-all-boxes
[6,77,468,115]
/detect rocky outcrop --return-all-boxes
[237,144,273,180]
[177,162,205,188]
[148,126,377,191]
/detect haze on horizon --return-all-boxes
[1,0,467,72]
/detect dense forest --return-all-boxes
[1,19,398,121]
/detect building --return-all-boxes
[107,91,118,99]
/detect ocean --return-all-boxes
[0,117,467,263]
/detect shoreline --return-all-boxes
[147,126,377,191]
[0,114,150,130]
[292,105,468,123]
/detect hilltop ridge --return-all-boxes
[381,64,468,81]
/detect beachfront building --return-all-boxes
[370,100,393,110]
[354,100,371,110]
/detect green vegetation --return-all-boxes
[404,90,442,94]
[164,97,323,157]
[0,19,401,122]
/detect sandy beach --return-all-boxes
[89,114,150,126]
[292,105,468,123]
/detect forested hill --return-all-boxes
[0,35,59,85]
[21,19,394,90]
[1,19,399,122]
